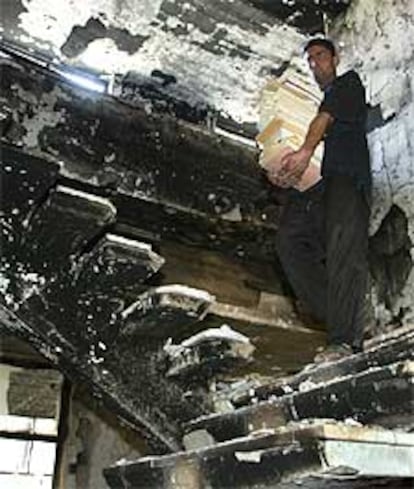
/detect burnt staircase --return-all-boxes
[0,47,326,456]
[104,326,414,488]
[0,141,322,453]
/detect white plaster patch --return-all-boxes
[220,204,242,222]
[16,271,46,303]
[368,128,393,236]
[336,0,414,115]
[19,0,164,49]
[13,85,69,148]
[76,38,161,76]
[17,0,307,123]
[0,272,14,307]
[234,450,263,463]
[0,273,11,296]
[180,324,251,348]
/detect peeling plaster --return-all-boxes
[74,22,305,122]
[18,0,164,49]
[15,0,306,123]
[12,84,69,148]
[61,17,149,58]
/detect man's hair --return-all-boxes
[304,38,336,56]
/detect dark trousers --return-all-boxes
[276,176,370,350]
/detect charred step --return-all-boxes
[185,360,414,444]
[104,421,414,489]
[164,324,255,380]
[119,285,215,339]
[235,325,414,406]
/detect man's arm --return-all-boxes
[277,111,333,186]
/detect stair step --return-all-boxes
[75,233,165,291]
[21,185,117,280]
[65,234,165,339]
[164,324,255,379]
[185,360,414,443]
[119,285,215,338]
[104,421,414,488]
[234,325,414,406]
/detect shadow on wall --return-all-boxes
[369,204,412,322]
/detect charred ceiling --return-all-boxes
[249,0,351,33]
[0,0,310,125]
[0,0,356,137]
[61,17,150,58]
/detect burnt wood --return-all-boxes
[165,327,254,380]
[0,57,280,263]
[185,360,414,443]
[0,150,214,451]
[235,326,414,405]
[119,285,214,338]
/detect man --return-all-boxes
[268,38,371,362]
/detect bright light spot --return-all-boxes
[60,71,106,93]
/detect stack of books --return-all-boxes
[256,67,323,191]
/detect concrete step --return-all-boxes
[185,359,414,444]
[119,284,215,338]
[104,421,414,488]
[234,325,414,406]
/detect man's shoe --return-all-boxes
[313,343,353,364]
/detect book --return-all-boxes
[257,68,323,192]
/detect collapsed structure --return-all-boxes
[0,0,413,487]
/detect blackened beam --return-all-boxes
[0,303,180,453]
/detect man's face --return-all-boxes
[306,44,338,89]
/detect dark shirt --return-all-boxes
[319,70,371,191]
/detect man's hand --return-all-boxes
[264,147,295,188]
[277,146,313,187]
[272,111,332,187]
[266,170,292,188]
